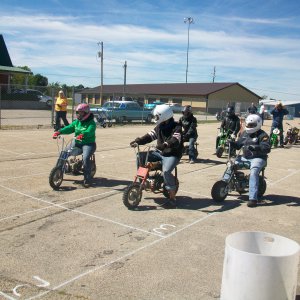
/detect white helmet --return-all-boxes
[245,114,262,134]
[152,104,173,125]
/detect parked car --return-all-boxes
[91,101,153,123]
[168,103,183,113]
[144,100,165,110]
[13,89,53,107]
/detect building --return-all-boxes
[80,82,261,113]
[0,34,31,91]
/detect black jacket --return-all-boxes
[221,115,241,136]
[234,129,271,159]
[137,118,183,158]
[178,114,198,139]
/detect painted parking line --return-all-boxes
[25,213,217,300]
[0,184,162,237]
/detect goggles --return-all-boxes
[246,122,257,128]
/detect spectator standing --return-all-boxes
[55,90,69,131]
[259,101,265,125]
[270,102,289,147]
[248,102,258,114]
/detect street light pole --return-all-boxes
[184,17,194,83]
[97,41,103,105]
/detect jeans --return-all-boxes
[138,151,179,191]
[68,141,96,181]
[260,113,264,125]
[235,156,267,201]
[55,111,69,131]
[188,137,197,160]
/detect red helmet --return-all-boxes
[76,103,91,121]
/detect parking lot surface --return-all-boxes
[0,119,299,300]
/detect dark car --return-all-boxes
[13,89,53,106]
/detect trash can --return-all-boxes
[220,231,300,300]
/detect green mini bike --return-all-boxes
[216,128,232,158]
[270,128,281,148]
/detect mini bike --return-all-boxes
[270,128,281,148]
[284,123,299,145]
[123,144,179,209]
[49,136,96,190]
[216,128,232,158]
[211,147,267,202]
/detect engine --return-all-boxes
[235,171,248,192]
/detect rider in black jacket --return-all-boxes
[216,106,240,152]
[179,105,198,163]
[130,105,183,207]
[231,114,271,207]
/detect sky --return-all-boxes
[1,0,300,101]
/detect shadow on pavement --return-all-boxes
[260,194,300,207]
[71,177,131,190]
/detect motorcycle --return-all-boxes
[270,128,281,148]
[211,146,267,202]
[216,128,233,158]
[49,136,96,190]
[284,123,299,145]
[123,144,179,209]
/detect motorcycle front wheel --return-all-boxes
[123,183,142,209]
[49,167,64,190]
[216,147,224,158]
[258,176,267,197]
[211,180,228,201]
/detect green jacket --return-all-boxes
[59,114,96,144]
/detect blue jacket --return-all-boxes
[271,108,289,127]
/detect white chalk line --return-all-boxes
[0,184,162,237]
[25,213,216,300]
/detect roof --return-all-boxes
[82,82,261,98]
[0,34,13,67]
[0,65,32,74]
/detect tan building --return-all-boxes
[80,82,261,113]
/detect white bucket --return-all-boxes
[220,231,300,300]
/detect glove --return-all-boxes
[130,137,141,147]
[76,134,84,141]
[53,131,60,139]
[163,142,169,148]
[230,134,236,139]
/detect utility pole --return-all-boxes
[97,41,103,105]
[212,66,216,83]
[123,60,127,98]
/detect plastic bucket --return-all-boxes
[220,231,300,300]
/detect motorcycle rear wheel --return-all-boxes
[123,183,142,209]
[211,180,228,201]
[49,167,64,190]
[258,176,267,197]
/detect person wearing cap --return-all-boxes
[270,102,289,147]
[54,90,69,131]
[130,105,183,208]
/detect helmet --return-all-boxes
[182,105,192,116]
[226,106,235,117]
[76,103,91,121]
[153,104,173,125]
[245,114,262,134]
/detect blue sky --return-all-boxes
[1,0,300,101]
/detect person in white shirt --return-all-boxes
[259,101,265,125]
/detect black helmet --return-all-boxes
[226,106,235,117]
[182,105,192,116]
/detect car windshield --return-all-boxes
[103,102,121,108]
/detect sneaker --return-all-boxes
[189,159,195,164]
[247,199,257,207]
[279,145,284,148]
